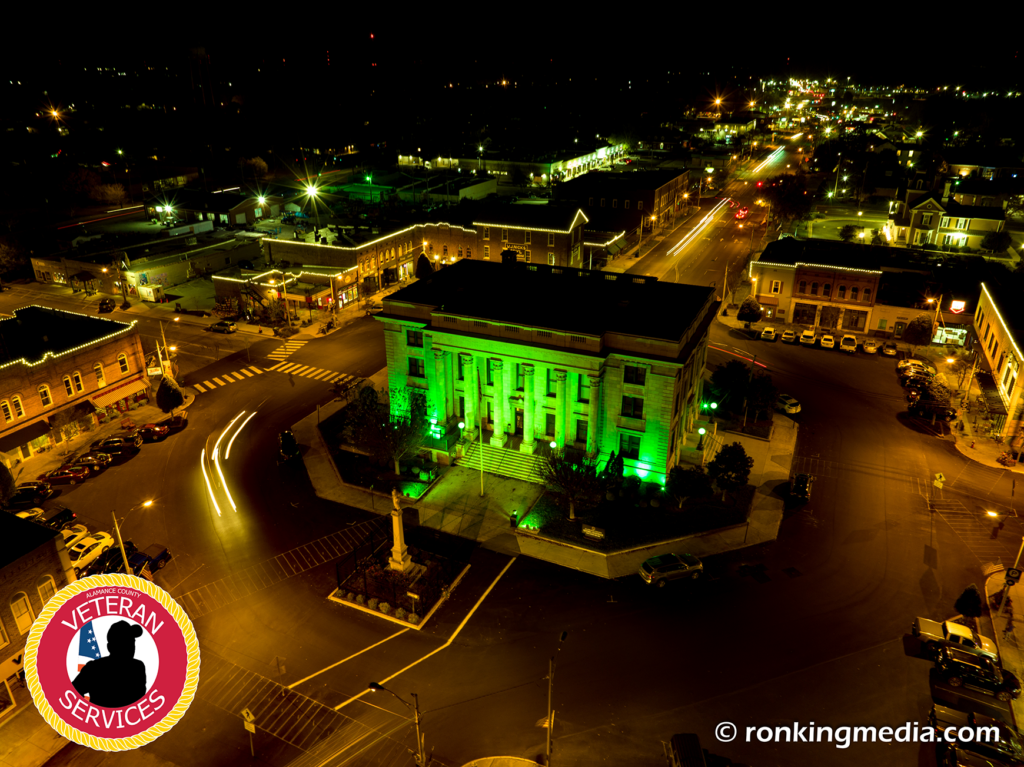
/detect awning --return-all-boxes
[92,376,149,409]
[72,271,98,282]
[0,418,51,453]
[757,295,779,307]
[975,369,1009,417]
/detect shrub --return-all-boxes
[355,594,365,605]
[368,597,379,609]
[408,613,421,625]
[379,602,391,615]
[395,607,408,621]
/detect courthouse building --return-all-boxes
[378,259,719,484]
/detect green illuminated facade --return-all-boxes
[378,260,719,484]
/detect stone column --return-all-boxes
[521,364,536,454]
[460,353,477,440]
[490,358,506,447]
[586,374,601,457]
[388,488,411,572]
[554,370,567,448]
[443,350,455,423]
[433,349,448,425]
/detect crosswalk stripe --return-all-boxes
[241,369,254,377]
[325,374,342,383]
[194,383,207,393]
[291,366,311,375]
[212,377,228,386]
[248,367,263,375]
[202,380,215,389]
[266,362,284,371]
[278,363,299,373]
[312,370,333,380]
[230,372,246,381]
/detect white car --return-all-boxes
[862,339,879,354]
[820,334,836,349]
[898,358,936,373]
[781,330,797,343]
[799,330,817,347]
[760,326,777,342]
[776,394,802,414]
[62,524,91,550]
[13,507,46,521]
[840,334,857,354]
[69,532,115,576]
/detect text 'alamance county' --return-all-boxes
[60,595,165,636]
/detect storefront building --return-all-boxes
[973,283,1022,441]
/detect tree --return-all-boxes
[902,313,935,355]
[0,239,27,289]
[61,168,101,203]
[155,377,185,414]
[954,584,983,620]
[343,387,429,475]
[414,254,434,280]
[90,184,127,208]
[509,166,528,187]
[666,465,713,506]
[248,156,269,179]
[48,408,81,456]
[706,442,754,500]
[0,463,14,507]
[839,224,859,242]
[710,360,751,410]
[736,296,762,325]
[981,231,1011,253]
[542,448,602,520]
[759,174,812,221]
[746,373,778,421]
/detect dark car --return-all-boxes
[67,452,113,472]
[934,646,1022,701]
[90,433,143,454]
[98,298,116,313]
[791,473,814,503]
[81,541,139,578]
[39,466,90,485]
[902,374,933,392]
[928,705,1024,766]
[638,553,703,587]
[35,505,77,530]
[138,423,170,442]
[911,403,958,422]
[211,320,237,334]
[5,482,53,509]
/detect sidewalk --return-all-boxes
[984,573,1024,728]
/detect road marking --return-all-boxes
[278,363,300,373]
[247,366,263,375]
[194,383,207,392]
[291,366,311,375]
[202,380,215,389]
[312,369,333,380]
[266,362,284,371]
[288,629,410,690]
[229,372,245,381]
[241,369,254,377]
[334,556,517,711]
[212,376,230,385]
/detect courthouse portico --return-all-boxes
[377,260,719,484]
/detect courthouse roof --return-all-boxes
[0,306,135,368]
[387,259,714,341]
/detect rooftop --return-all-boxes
[0,306,135,369]
[471,205,588,232]
[384,259,714,341]
[0,513,59,570]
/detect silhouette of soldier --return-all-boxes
[73,621,147,708]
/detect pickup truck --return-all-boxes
[128,545,173,578]
[913,617,998,661]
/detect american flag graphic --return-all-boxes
[78,621,102,671]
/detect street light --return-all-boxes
[113,500,153,574]
[305,185,323,232]
[367,683,427,766]
[697,428,706,451]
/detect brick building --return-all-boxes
[377,260,719,485]
[0,514,75,721]
[0,307,150,467]
[973,283,1023,441]
[555,170,691,232]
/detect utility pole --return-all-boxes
[546,631,569,766]
[742,354,758,427]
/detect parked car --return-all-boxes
[90,433,143,454]
[933,646,1021,701]
[911,403,958,422]
[882,343,898,356]
[927,705,1024,766]
[13,507,46,521]
[898,359,937,374]
[61,524,91,550]
[913,618,998,661]
[211,320,237,334]
[108,544,173,578]
[67,452,112,472]
[36,505,78,530]
[862,339,879,354]
[69,532,116,576]
[790,474,814,503]
[138,423,170,442]
[820,334,836,349]
[760,326,777,342]
[781,330,797,344]
[839,335,858,354]
[776,394,802,414]
[799,330,817,347]
[902,374,935,391]
[638,553,703,587]
[5,482,53,509]
[39,466,90,485]
[82,541,139,578]
[98,298,116,313]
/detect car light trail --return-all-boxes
[225,412,257,460]
[708,344,768,368]
[212,412,246,512]
[667,198,731,257]
[752,147,786,174]
[200,448,223,517]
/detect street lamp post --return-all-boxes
[271,272,293,328]
[112,500,153,574]
[368,683,427,766]
[697,427,706,451]
[546,631,569,766]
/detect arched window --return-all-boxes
[838,285,847,299]
[851,287,859,301]
[118,353,130,374]
[798,281,807,293]
[0,401,11,423]
[63,375,74,397]
[10,592,33,634]
[72,372,84,392]
[36,575,56,606]
[12,395,23,418]
[863,288,871,302]
[823,283,832,297]
[38,384,52,407]
[810,282,819,296]
[94,363,105,387]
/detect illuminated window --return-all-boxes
[600,198,606,207]
[118,354,130,374]
[37,575,56,606]
[576,420,588,444]
[577,375,590,403]
[72,372,84,392]
[484,246,490,260]
[619,433,641,460]
[548,253,555,266]
[0,610,7,648]
[483,227,490,240]
[515,364,525,390]
[12,395,23,418]
[10,592,33,635]
[612,199,618,208]
[638,201,644,211]
[524,231,531,245]
[94,363,105,387]
[63,375,74,397]
[770,280,782,295]
[0,401,10,423]
[38,385,52,408]
[501,229,508,242]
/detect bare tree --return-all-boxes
[542,448,602,520]
[90,184,127,208]
[48,408,82,456]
